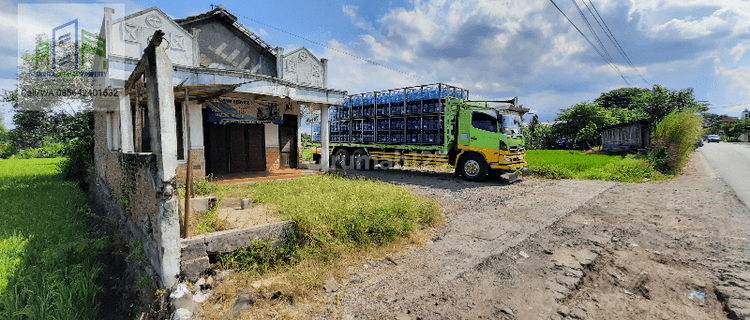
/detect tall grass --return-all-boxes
[0,158,107,319]
[652,109,703,170]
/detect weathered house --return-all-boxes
[89,5,345,287]
[600,120,651,152]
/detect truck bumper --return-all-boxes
[521,166,530,176]
[502,171,519,183]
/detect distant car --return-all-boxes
[707,135,721,143]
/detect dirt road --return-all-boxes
[316,151,750,320]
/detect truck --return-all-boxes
[312,83,529,182]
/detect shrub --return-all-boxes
[651,109,703,170]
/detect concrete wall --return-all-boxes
[185,19,276,75]
[175,149,206,183]
[180,221,290,281]
[91,112,164,286]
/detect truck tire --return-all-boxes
[352,149,370,171]
[459,154,489,181]
[334,149,350,169]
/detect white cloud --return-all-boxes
[259,28,270,39]
[730,41,749,62]
[342,5,373,30]
[715,65,750,99]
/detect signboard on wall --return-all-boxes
[206,98,282,125]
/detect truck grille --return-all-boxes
[509,146,524,153]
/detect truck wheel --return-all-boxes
[352,149,370,171]
[334,149,350,169]
[459,154,489,181]
[379,160,395,170]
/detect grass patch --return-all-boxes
[214,174,441,282]
[526,150,674,182]
[0,158,108,319]
[191,196,228,236]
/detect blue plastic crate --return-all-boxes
[406,133,421,144]
[377,93,390,105]
[390,119,405,130]
[364,106,374,117]
[424,86,439,100]
[407,118,420,130]
[391,104,404,115]
[377,105,389,116]
[391,91,404,103]
[363,94,374,105]
[406,89,422,102]
[363,133,374,143]
[377,133,389,143]
[377,120,389,130]
[363,120,374,131]
[390,133,404,143]
[352,96,363,106]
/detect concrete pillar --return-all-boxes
[321,58,328,88]
[118,92,134,153]
[192,29,201,67]
[145,41,177,182]
[320,104,329,172]
[143,32,180,288]
[276,46,284,79]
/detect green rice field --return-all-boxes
[0,158,107,319]
[525,150,673,182]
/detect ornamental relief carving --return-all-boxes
[282,50,324,86]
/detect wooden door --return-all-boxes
[246,124,266,171]
[279,115,297,168]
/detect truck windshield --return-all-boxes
[501,114,523,135]
[472,111,498,132]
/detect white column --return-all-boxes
[188,101,203,149]
[320,104,329,172]
[118,92,133,153]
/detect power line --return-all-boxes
[233,12,434,83]
[585,0,651,87]
[549,0,632,85]
[570,0,633,85]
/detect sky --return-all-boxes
[3,0,750,130]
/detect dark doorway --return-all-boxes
[279,114,297,168]
[204,114,266,175]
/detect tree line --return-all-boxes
[525,85,709,150]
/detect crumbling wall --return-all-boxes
[91,113,178,286]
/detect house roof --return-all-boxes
[599,119,651,132]
[175,4,276,55]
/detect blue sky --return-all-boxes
[3,0,750,130]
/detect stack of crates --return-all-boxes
[328,83,468,145]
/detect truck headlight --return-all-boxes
[504,157,511,163]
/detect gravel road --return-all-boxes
[312,151,750,320]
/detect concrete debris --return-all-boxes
[170,283,189,299]
[519,251,529,258]
[173,308,193,320]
